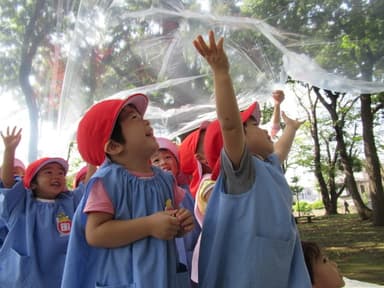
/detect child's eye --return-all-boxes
[152,158,159,164]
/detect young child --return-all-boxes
[0,136,26,248]
[193,31,311,287]
[301,241,345,288]
[61,93,194,288]
[179,121,211,199]
[151,137,200,276]
[0,127,85,287]
[72,164,97,188]
[269,89,285,138]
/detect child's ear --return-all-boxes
[30,182,38,190]
[104,140,123,155]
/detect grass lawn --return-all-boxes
[297,213,384,285]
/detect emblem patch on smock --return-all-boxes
[56,212,72,235]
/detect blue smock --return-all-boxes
[61,161,190,288]
[176,185,200,274]
[0,180,84,287]
[198,154,311,288]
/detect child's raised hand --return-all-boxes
[281,111,305,130]
[149,210,180,240]
[272,90,285,104]
[175,208,195,236]
[193,30,229,74]
[1,126,22,150]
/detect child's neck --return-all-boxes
[112,155,152,173]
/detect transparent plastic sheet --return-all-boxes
[55,0,384,154]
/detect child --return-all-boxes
[179,121,211,199]
[0,127,85,287]
[0,133,26,248]
[151,137,200,276]
[72,164,97,188]
[193,31,311,287]
[61,93,194,288]
[270,89,285,138]
[301,241,345,288]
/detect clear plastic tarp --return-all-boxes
[58,0,384,142]
[1,0,383,160]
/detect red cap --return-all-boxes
[179,121,210,197]
[205,102,260,180]
[76,93,148,166]
[23,157,68,189]
[241,102,261,125]
[73,165,88,188]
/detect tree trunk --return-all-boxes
[20,62,39,163]
[360,93,384,226]
[334,121,371,220]
[314,87,371,219]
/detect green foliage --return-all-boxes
[311,200,324,210]
[293,201,312,214]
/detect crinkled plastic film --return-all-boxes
[55,0,384,144]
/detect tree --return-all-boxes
[0,0,79,162]
[313,87,371,219]
[293,83,346,215]
[241,0,384,224]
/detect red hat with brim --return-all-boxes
[77,93,148,166]
[178,121,210,197]
[73,165,88,188]
[205,102,260,180]
[23,157,69,189]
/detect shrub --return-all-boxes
[311,200,324,210]
[293,201,312,214]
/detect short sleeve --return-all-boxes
[83,179,114,215]
[221,147,256,195]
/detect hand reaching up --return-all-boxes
[281,112,305,131]
[193,30,229,74]
[272,90,285,105]
[1,126,22,151]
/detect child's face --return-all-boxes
[151,149,179,176]
[118,105,158,158]
[312,253,345,288]
[244,118,274,159]
[32,163,67,199]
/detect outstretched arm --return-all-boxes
[274,112,304,162]
[270,90,285,138]
[1,126,22,188]
[193,31,244,169]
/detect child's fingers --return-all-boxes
[193,40,205,57]
[216,37,224,52]
[209,30,217,54]
[196,34,210,55]
[165,209,178,216]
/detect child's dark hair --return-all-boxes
[301,241,321,284]
[110,105,135,144]
[110,120,125,144]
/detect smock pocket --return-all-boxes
[0,248,32,285]
[252,236,295,288]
